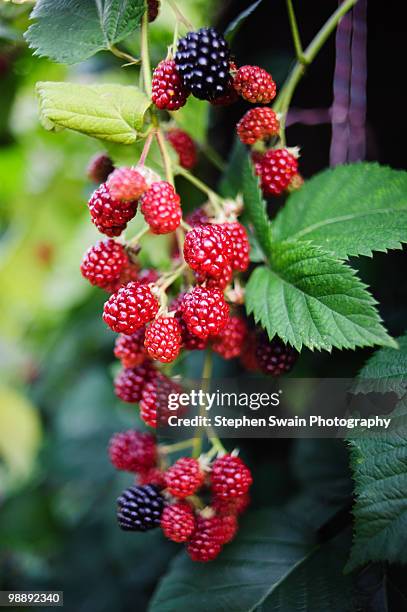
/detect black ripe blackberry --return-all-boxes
[256,335,298,376]
[117,484,164,531]
[175,27,231,101]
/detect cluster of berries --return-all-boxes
[110,430,252,562]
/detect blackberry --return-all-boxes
[117,484,164,531]
[175,28,231,101]
[256,335,298,375]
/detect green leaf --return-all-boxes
[257,531,353,612]
[149,509,315,612]
[25,0,145,64]
[272,163,407,259]
[354,332,407,397]
[224,0,263,43]
[36,81,151,144]
[219,138,247,198]
[245,241,396,351]
[346,395,407,572]
[243,157,272,255]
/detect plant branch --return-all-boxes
[285,0,307,65]
[175,166,224,214]
[109,45,140,65]
[167,0,194,30]
[156,128,174,184]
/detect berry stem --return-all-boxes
[285,0,307,65]
[157,262,188,292]
[109,45,140,65]
[155,128,175,185]
[128,225,150,247]
[160,438,196,453]
[141,11,152,96]
[138,130,155,166]
[166,0,194,30]
[175,166,224,215]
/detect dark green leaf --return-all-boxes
[224,0,263,43]
[272,163,407,259]
[219,138,247,198]
[25,0,145,64]
[243,157,272,255]
[354,332,407,396]
[245,241,396,351]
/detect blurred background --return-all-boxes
[0,1,405,610]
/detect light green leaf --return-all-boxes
[150,509,314,612]
[272,163,407,259]
[257,531,353,612]
[346,395,407,571]
[224,0,263,43]
[243,157,272,255]
[354,332,407,396]
[25,0,145,64]
[36,81,151,144]
[245,241,396,351]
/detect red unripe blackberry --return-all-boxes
[144,316,182,363]
[103,281,159,334]
[180,286,229,339]
[117,484,164,531]
[108,430,156,473]
[138,268,160,285]
[211,454,253,498]
[114,328,147,368]
[147,0,160,22]
[255,335,298,376]
[175,28,231,101]
[257,148,299,196]
[80,239,128,290]
[195,263,233,290]
[212,316,248,360]
[140,181,182,234]
[152,59,189,110]
[170,295,208,350]
[219,514,238,544]
[233,65,276,104]
[186,206,210,227]
[224,222,250,272]
[240,331,259,372]
[183,224,233,279]
[140,373,182,428]
[87,153,114,183]
[108,259,140,293]
[166,128,197,169]
[87,183,138,236]
[164,457,204,498]
[106,167,147,201]
[161,502,196,543]
[114,361,156,403]
[187,515,223,562]
[213,493,251,516]
[237,107,280,145]
[138,466,166,489]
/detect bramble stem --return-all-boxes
[141,11,152,96]
[128,225,149,247]
[138,130,154,166]
[156,129,174,184]
[176,166,224,214]
[167,0,194,30]
[285,0,307,65]
[160,438,196,453]
[109,45,140,65]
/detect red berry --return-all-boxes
[133,165,161,188]
[108,430,156,473]
[240,331,259,372]
[224,222,250,272]
[152,59,189,111]
[140,181,182,234]
[88,183,138,236]
[103,281,159,334]
[147,0,160,22]
[108,259,140,292]
[219,514,238,544]
[80,239,128,290]
[212,316,248,360]
[211,454,253,499]
[144,316,182,363]
[186,206,210,227]
[237,107,280,145]
[87,153,114,183]
[114,328,147,368]
[257,148,298,196]
[140,373,182,428]
[184,225,233,279]
[106,167,147,201]
[138,466,166,489]
[164,457,204,498]
[194,263,233,290]
[233,65,276,104]
[114,361,156,403]
[255,334,298,375]
[187,515,223,562]
[161,502,196,543]
[170,295,208,351]
[213,493,250,516]
[181,286,229,339]
[166,128,197,169]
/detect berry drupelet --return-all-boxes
[144,316,182,363]
[117,484,165,531]
[257,148,299,196]
[181,286,229,339]
[164,457,204,498]
[161,502,196,543]
[109,430,157,473]
[183,224,234,279]
[237,107,280,145]
[151,59,189,110]
[140,181,182,234]
[80,239,129,290]
[166,128,198,169]
[233,65,276,104]
[106,167,147,201]
[103,281,159,334]
[114,361,156,403]
[175,28,231,101]
[114,328,147,369]
[211,454,253,498]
